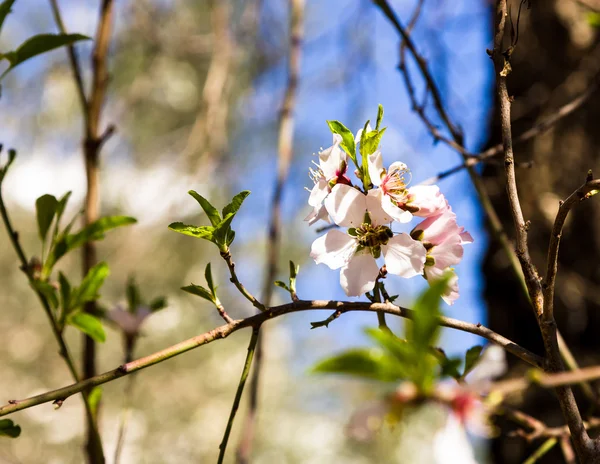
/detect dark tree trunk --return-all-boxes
[482,1,600,462]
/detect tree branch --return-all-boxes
[0,299,543,419]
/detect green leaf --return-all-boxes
[0,0,16,35]
[361,128,386,157]
[53,191,72,235]
[213,212,235,248]
[35,194,58,243]
[463,345,484,377]
[408,277,449,352]
[289,260,299,280]
[204,263,215,295]
[274,280,290,292]
[87,386,102,416]
[71,262,110,309]
[68,313,106,343]
[168,222,214,240]
[188,190,221,226]
[126,276,141,312]
[181,284,214,303]
[312,348,404,382]
[326,120,356,164]
[67,216,137,251]
[587,12,600,28]
[437,351,462,380]
[58,272,71,315]
[0,419,21,438]
[222,190,251,218]
[365,329,414,365]
[375,104,384,131]
[1,33,90,79]
[149,296,167,312]
[31,280,58,310]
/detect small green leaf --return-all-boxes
[181,284,214,303]
[213,213,235,248]
[375,104,384,131]
[204,263,215,295]
[53,191,72,240]
[0,419,21,438]
[587,12,600,28]
[58,272,71,315]
[361,128,386,157]
[68,313,106,343]
[87,386,102,416]
[326,120,356,164]
[1,33,90,79]
[289,260,299,279]
[149,296,167,312]
[438,352,462,380]
[463,345,484,377]
[222,190,251,218]
[168,222,214,240]
[31,280,59,310]
[35,194,58,243]
[0,0,16,35]
[126,276,141,312]
[274,280,290,291]
[188,190,221,226]
[312,348,404,382]
[67,216,137,251]
[71,262,110,309]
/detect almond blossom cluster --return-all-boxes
[306,115,472,304]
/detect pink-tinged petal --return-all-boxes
[340,251,379,296]
[383,233,426,278]
[459,229,474,244]
[431,235,464,269]
[367,151,384,187]
[304,204,330,226]
[407,185,448,218]
[411,210,460,245]
[366,189,393,225]
[324,184,367,227]
[388,161,409,173]
[308,179,329,207]
[310,230,357,269]
[425,267,460,305]
[381,192,413,223]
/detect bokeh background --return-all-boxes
[0,0,598,462]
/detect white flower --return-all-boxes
[311,184,426,296]
[305,134,351,225]
[432,414,478,464]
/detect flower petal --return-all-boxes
[411,210,459,245]
[425,267,460,305]
[381,191,413,223]
[383,233,426,278]
[324,184,367,227]
[366,189,393,225]
[431,235,464,269]
[304,204,330,226]
[310,229,357,269]
[367,150,384,187]
[407,185,448,218]
[340,251,379,296]
[308,179,329,207]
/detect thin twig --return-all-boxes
[218,327,260,464]
[522,437,558,464]
[236,2,304,462]
[220,250,266,311]
[0,299,544,418]
[491,2,591,459]
[543,178,600,322]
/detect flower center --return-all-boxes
[353,224,393,248]
[381,164,410,204]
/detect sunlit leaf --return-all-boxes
[312,348,405,382]
[188,190,221,226]
[222,190,250,218]
[168,222,214,240]
[326,120,356,163]
[463,345,484,378]
[181,284,214,303]
[71,262,109,309]
[68,313,106,343]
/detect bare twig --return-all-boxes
[0,299,543,418]
[236,2,304,461]
[543,178,600,322]
[218,327,260,464]
[491,1,592,459]
[220,250,265,311]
